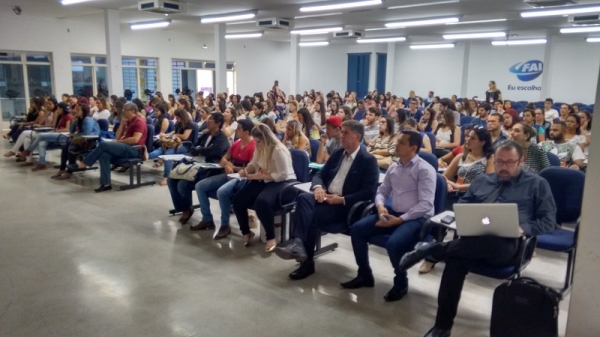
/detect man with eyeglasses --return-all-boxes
[487,113,508,149]
[397,141,556,337]
[407,99,423,121]
[73,103,148,192]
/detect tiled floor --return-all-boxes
[0,143,570,337]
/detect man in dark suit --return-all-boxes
[275,120,380,280]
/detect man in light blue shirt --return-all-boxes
[341,131,436,302]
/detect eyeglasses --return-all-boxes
[494,160,520,168]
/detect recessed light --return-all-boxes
[521,5,600,18]
[200,10,257,24]
[443,31,506,39]
[300,0,382,12]
[357,37,406,43]
[386,17,459,28]
[130,20,171,30]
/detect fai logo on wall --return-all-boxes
[509,60,544,82]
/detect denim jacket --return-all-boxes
[70,117,101,136]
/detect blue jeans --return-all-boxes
[149,146,188,178]
[195,174,239,227]
[27,132,64,164]
[83,141,139,185]
[350,210,425,288]
[167,177,196,212]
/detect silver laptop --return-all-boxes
[453,203,522,238]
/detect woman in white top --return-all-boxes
[433,110,461,157]
[565,114,587,148]
[222,107,238,143]
[232,124,297,252]
[92,97,111,121]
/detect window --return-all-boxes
[71,55,107,98]
[0,51,53,121]
[171,60,237,96]
[122,57,159,101]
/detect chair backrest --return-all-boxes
[460,116,474,126]
[146,116,153,125]
[434,173,448,214]
[113,122,120,135]
[308,138,320,163]
[418,152,438,171]
[290,149,310,183]
[145,123,155,151]
[189,122,199,146]
[166,120,175,133]
[424,132,436,151]
[539,167,585,224]
[97,119,109,132]
[460,124,472,145]
[546,152,561,167]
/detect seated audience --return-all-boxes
[403,119,433,153]
[23,102,73,170]
[398,141,556,337]
[4,97,54,158]
[283,119,310,156]
[418,108,438,133]
[192,119,256,239]
[509,123,550,173]
[251,102,268,123]
[341,131,436,301]
[437,125,477,169]
[534,108,551,137]
[367,115,398,170]
[168,112,230,222]
[316,116,343,164]
[502,110,519,133]
[406,98,423,121]
[433,110,461,158]
[472,103,491,128]
[363,107,382,144]
[578,110,592,164]
[486,113,508,149]
[274,120,379,280]
[153,103,170,136]
[297,107,321,140]
[521,109,546,143]
[559,103,573,122]
[564,113,587,147]
[51,104,100,180]
[92,97,111,121]
[72,103,148,192]
[543,98,559,122]
[222,107,238,143]
[149,108,195,186]
[540,122,585,170]
[231,124,297,252]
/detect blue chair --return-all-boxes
[97,119,109,132]
[546,152,561,167]
[381,108,388,115]
[418,151,438,171]
[111,124,157,191]
[424,132,436,152]
[354,110,366,121]
[460,116,474,126]
[537,167,585,293]
[166,120,175,133]
[308,138,320,163]
[368,173,447,248]
[460,124,473,145]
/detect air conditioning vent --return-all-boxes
[256,18,294,29]
[138,0,186,14]
[568,14,600,25]
[333,30,364,39]
[524,0,578,8]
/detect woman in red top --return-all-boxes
[188,119,257,240]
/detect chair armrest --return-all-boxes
[126,145,144,161]
[278,181,301,209]
[419,215,455,241]
[347,201,373,226]
[515,236,537,271]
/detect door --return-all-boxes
[347,53,370,98]
[376,53,387,94]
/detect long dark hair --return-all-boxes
[567,113,581,135]
[298,108,317,136]
[174,108,193,129]
[381,115,395,135]
[463,127,494,160]
[580,110,592,132]
[424,108,436,131]
[154,103,168,131]
[78,104,90,131]
[132,98,145,112]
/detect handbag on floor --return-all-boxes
[490,277,561,337]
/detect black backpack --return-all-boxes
[491,277,561,337]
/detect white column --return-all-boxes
[368,46,377,93]
[214,23,227,94]
[158,55,172,95]
[104,9,123,97]
[385,42,395,93]
[53,49,73,96]
[540,36,553,101]
[290,34,300,95]
[460,41,471,98]
[565,61,600,337]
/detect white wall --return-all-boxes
[298,44,348,95]
[392,43,466,99]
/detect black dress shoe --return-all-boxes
[94,184,112,193]
[289,260,315,280]
[398,242,434,271]
[384,285,408,302]
[214,226,231,240]
[424,326,451,337]
[190,220,216,231]
[275,238,308,262]
[340,276,375,289]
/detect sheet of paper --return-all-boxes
[158,154,191,161]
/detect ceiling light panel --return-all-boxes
[492,39,547,46]
[299,41,330,46]
[446,18,507,25]
[224,32,263,39]
[386,17,460,28]
[587,37,600,42]
[130,20,171,30]
[290,27,343,35]
[561,26,600,33]
[357,37,406,43]
[443,31,506,39]
[521,6,600,18]
[300,0,382,12]
[410,43,455,49]
[295,12,343,19]
[200,11,257,24]
[388,0,459,10]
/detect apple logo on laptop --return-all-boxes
[482,217,491,226]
